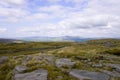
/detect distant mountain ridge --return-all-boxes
[18,36,93,42]
[0,37,120,43]
[0,38,23,43]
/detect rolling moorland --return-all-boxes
[0,39,120,80]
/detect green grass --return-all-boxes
[0,39,120,80]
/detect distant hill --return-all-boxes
[87,38,120,44]
[0,38,24,43]
[19,36,93,42]
[1,37,120,43]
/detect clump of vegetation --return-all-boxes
[0,62,15,80]
[103,48,120,56]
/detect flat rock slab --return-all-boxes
[56,58,75,68]
[70,69,110,80]
[14,69,48,80]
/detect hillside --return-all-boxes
[0,39,120,80]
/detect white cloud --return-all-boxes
[18,13,120,38]
[0,0,120,38]
[0,28,7,33]
[0,0,25,6]
[59,14,120,29]
[47,0,61,3]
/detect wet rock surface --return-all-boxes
[14,69,48,80]
[70,69,110,80]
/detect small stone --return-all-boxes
[87,62,93,65]
[15,65,28,73]
[92,64,103,68]
[57,76,63,80]
[34,56,42,61]
[0,56,8,65]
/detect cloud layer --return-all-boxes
[0,0,120,38]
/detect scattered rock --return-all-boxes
[92,64,103,68]
[25,55,33,61]
[87,62,93,65]
[57,76,63,80]
[70,69,110,80]
[14,69,48,80]
[15,65,28,73]
[0,56,8,65]
[22,55,32,65]
[100,70,120,77]
[34,56,42,61]
[56,58,75,68]
[104,64,120,73]
[43,55,55,64]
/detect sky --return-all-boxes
[0,0,120,38]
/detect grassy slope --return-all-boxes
[0,42,73,56]
[0,39,120,80]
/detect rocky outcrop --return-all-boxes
[70,69,110,80]
[14,69,48,80]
